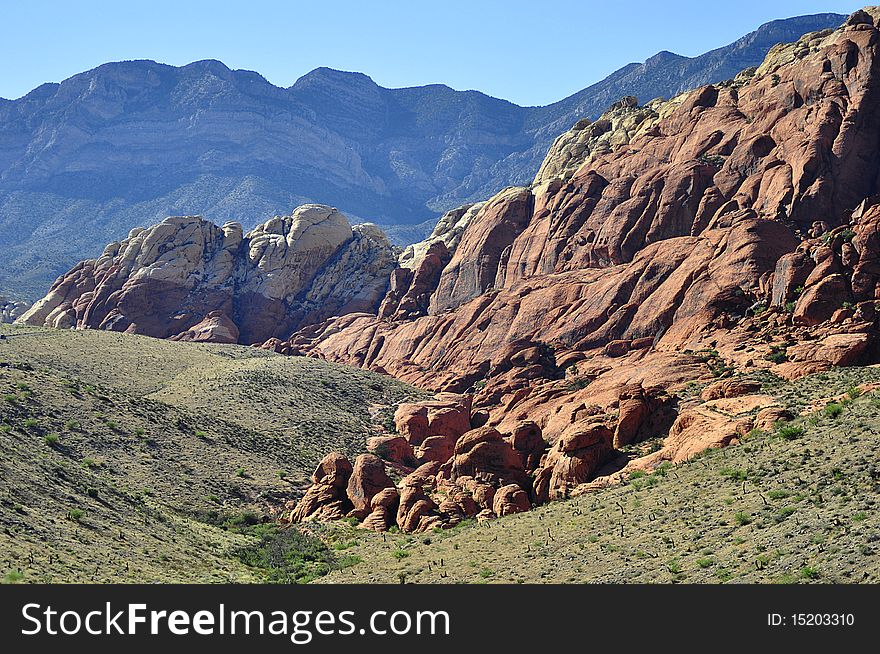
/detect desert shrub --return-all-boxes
[734,511,753,526]
[824,403,844,418]
[235,525,349,584]
[764,345,788,364]
[777,425,805,441]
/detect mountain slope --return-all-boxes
[0,12,844,302]
[0,323,425,582]
[273,8,880,535]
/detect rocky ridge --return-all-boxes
[18,205,396,344]
[0,13,844,301]
[280,9,880,531]
[17,10,880,535]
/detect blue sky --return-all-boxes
[0,0,861,105]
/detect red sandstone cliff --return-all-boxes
[282,10,880,530]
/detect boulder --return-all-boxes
[507,421,546,471]
[170,311,239,344]
[443,426,529,488]
[415,434,457,464]
[289,452,353,522]
[754,407,793,431]
[361,487,400,532]
[700,379,762,401]
[367,435,416,465]
[492,484,531,516]
[346,454,394,519]
[786,333,870,367]
[613,385,676,448]
[534,422,613,502]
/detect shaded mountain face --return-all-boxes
[0,13,844,301]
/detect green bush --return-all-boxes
[824,403,844,418]
[734,511,753,526]
[764,346,788,364]
[2,570,24,584]
[777,425,805,441]
[720,467,749,481]
[800,566,819,580]
[235,525,351,584]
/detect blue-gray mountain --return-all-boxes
[0,12,844,301]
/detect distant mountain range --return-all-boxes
[0,12,844,300]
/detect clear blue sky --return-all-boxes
[0,0,861,106]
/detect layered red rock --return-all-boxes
[170,310,239,344]
[291,17,880,391]
[346,454,395,519]
[534,422,614,502]
[289,452,353,522]
[440,426,529,489]
[492,484,531,516]
[361,488,400,532]
[393,394,472,448]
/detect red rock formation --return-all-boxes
[393,394,472,446]
[346,454,395,519]
[366,436,416,466]
[429,187,533,313]
[534,422,614,502]
[396,464,440,533]
[440,426,529,489]
[754,407,793,431]
[507,421,546,471]
[492,484,531,516]
[699,379,763,401]
[379,241,451,319]
[361,488,400,532]
[613,385,676,448]
[19,206,396,344]
[170,311,239,344]
[289,452,353,522]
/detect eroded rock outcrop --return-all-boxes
[0,297,27,324]
[18,205,397,344]
[293,13,880,394]
[288,11,880,531]
[289,452,353,522]
[346,454,395,519]
[534,422,614,502]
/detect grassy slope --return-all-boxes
[0,324,426,583]
[3,324,879,584]
[321,367,880,584]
